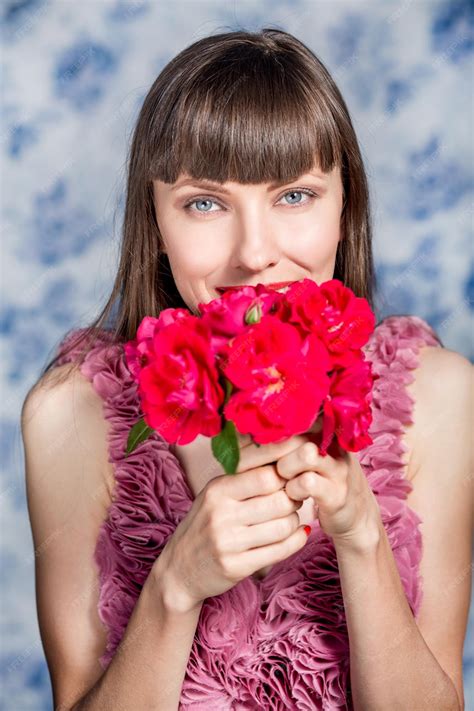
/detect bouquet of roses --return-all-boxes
[124,278,378,474]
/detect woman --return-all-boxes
[21,28,471,710]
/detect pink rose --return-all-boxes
[124,309,190,382]
[198,284,281,357]
[124,317,157,382]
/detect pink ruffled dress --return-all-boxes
[54,314,442,710]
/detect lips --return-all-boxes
[216,281,297,294]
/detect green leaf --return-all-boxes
[126,418,155,455]
[211,418,240,475]
[224,377,233,404]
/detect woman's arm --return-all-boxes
[334,526,463,711]
[69,565,203,711]
[334,347,472,711]
[275,345,471,710]
[22,365,202,711]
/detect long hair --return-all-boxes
[39,27,376,385]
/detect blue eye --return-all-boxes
[183,187,318,215]
[281,189,315,206]
[185,197,216,213]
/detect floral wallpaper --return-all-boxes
[1,1,472,708]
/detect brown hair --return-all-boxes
[38,26,376,386]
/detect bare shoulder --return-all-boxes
[400,345,472,709]
[22,362,115,506]
[403,344,473,481]
[21,363,115,705]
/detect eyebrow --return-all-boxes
[171,172,328,195]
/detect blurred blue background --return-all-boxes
[1,1,472,709]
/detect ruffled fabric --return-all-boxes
[54,314,442,709]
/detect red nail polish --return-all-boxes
[303,525,311,536]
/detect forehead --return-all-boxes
[158,165,340,195]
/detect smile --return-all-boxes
[216,281,297,295]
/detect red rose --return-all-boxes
[318,279,375,352]
[320,355,375,454]
[137,316,225,445]
[275,278,375,354]
[222,314,331,444]
[272,277,327,336]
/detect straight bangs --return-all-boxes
[148,44,344,186]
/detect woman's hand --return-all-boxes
[275,438,383,550]
[156,433,313,612]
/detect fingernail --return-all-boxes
[303,525,311,537]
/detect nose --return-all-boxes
[230,213,280,273]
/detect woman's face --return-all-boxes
[152,163,344,314]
